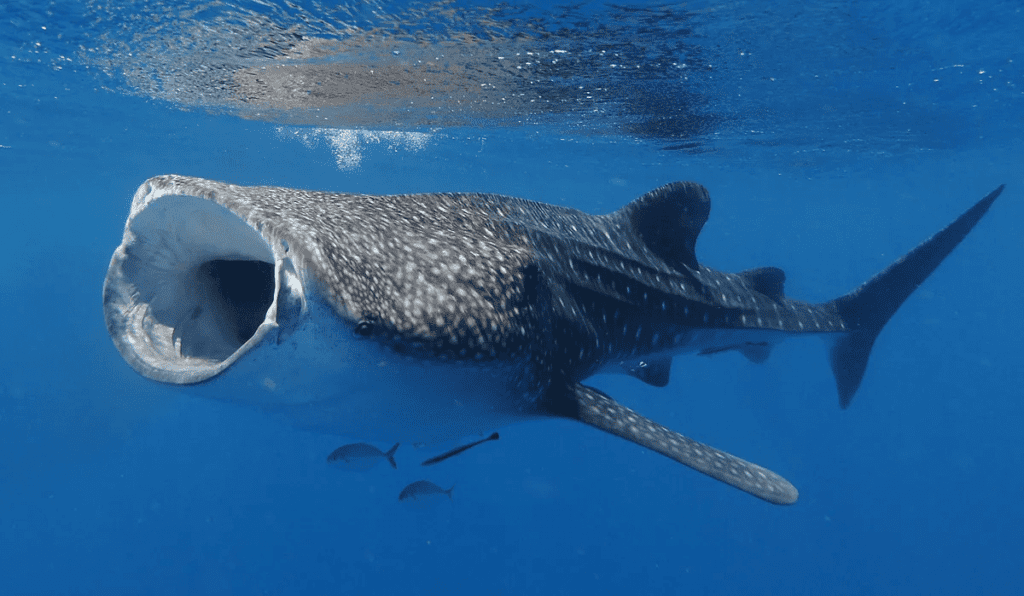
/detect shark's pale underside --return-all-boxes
[103,175,1004,505]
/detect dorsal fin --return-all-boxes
[739,267,786,300]
[622,182,711,270]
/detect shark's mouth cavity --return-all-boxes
[185,258,275,358]
[104,192,284,384]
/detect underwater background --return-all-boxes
[1,1,1021,593]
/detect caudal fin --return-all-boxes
[827,185,1004,408]
[384,443,400,469]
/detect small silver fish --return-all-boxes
[327,442,399,471]
[398,480,454,502]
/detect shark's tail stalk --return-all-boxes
[827,185,1004,408]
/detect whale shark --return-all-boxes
[103,175,1003,505]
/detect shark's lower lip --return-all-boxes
[103,174,1004,505]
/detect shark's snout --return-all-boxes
[103,188,288,384]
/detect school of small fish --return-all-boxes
[327,434,500,502]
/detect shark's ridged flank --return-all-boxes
[104,175,1004,505]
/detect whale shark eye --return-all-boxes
[354,320,375,337]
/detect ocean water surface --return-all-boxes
[1,1,1022,594]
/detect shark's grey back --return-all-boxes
[180,177,546,362]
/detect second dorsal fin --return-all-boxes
[739,267,786,300]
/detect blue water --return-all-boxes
[2,1,1022,594]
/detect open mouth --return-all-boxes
[104,191,282,384]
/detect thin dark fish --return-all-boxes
[421,432,499,466]
[398,480,454,502]
[327,442,399,471]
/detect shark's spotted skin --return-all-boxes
[155,180,542,362]
[492,183,848,389]
[551,384,799,504]
[104,176,1004,505]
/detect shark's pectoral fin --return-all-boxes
[544,383,798,505]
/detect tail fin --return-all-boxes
[384,443,400,469]
[827,185,1004,408]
